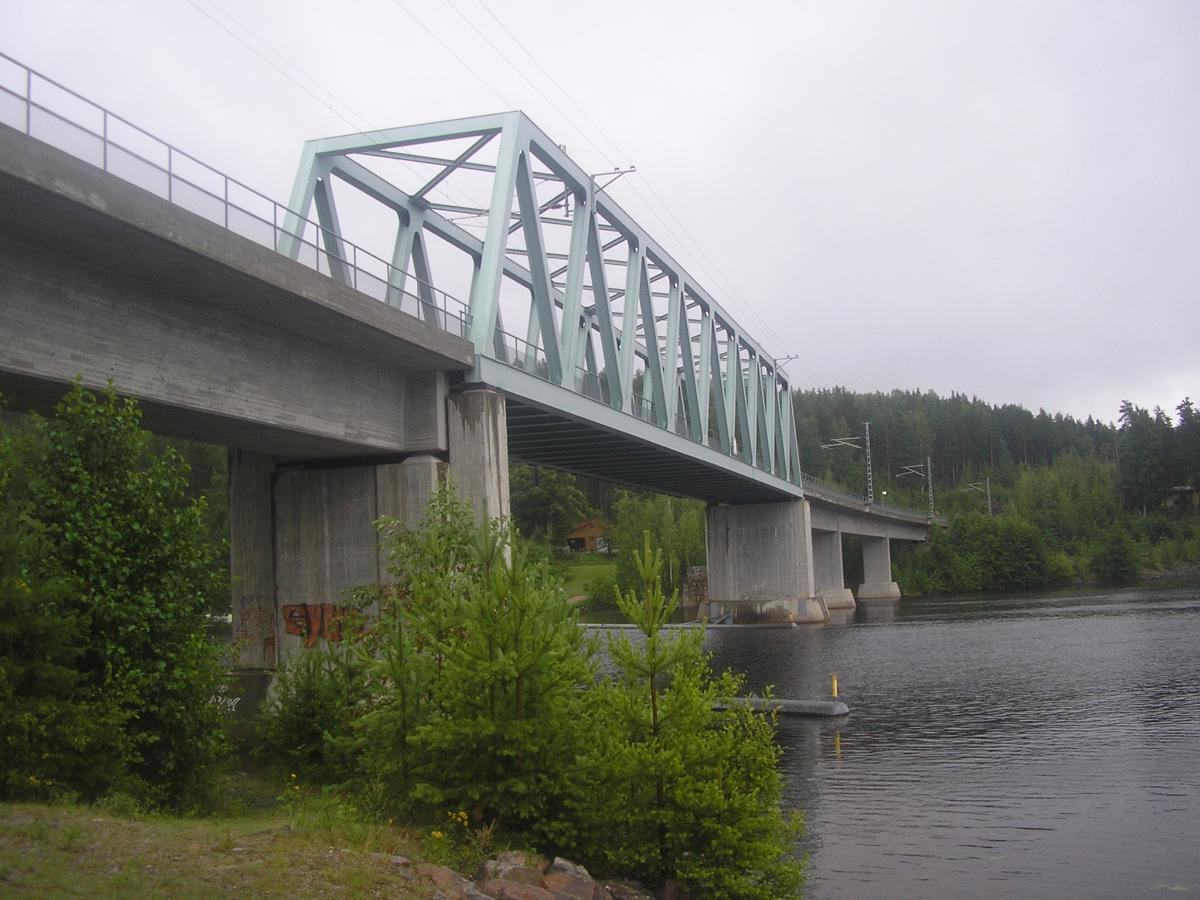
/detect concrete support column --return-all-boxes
[232,454,448,668]
[447,388,510,523]
[705,499,829,623]
[274,465,383,661]
[858,536,901,601]
[229,450,277,669]
[812,529,856,610]
[374,454,448,581]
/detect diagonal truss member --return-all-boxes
[278,111,801,488]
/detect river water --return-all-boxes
[695,581,1200,898]
[592,581,1200,897]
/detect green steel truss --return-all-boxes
[280,112,802,493]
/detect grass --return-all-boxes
[0,769,475,898]
[560,554,617,599]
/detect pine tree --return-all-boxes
[587,533,804,898]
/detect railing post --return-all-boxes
[223,177,229,229]
[25,68,32,134]
[102,111,108,171]
[352,245,358,291]
[167,146,173,202]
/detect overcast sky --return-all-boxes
[7,0,1198,423]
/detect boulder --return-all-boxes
[477,880,555,900]
[417,863,494,899]
[601,880,656,900]
[475,850,546,885]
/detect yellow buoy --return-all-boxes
[831,673,839,698]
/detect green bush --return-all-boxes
[256,494,804,890]
[1,385,228,808]
[255,627,370,783]
[0,511,127,802]
[1091,528,1139,585]
[1045,550,1076,584]
[579,574,620,610]
[408,530,597,850]
[584,533,805,897]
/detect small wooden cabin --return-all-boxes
[565,519,608,553]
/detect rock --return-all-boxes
[542,870,609,899]
[546,858,592,880]
[390,855,413,868]
[477,879,555,900]
[417,863,495,899]
[475,850,545,885]
[602,880,656,900]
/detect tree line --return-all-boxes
[513,388,1198,596]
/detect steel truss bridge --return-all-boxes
[278,111,906,510]
[0,48,930,520]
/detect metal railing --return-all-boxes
[799,470,933,517]
[0,51,470,339]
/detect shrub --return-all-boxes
[255,626,370,784]
[1091,528,1139,585]
[1,385,228,808]
[296,487,599,853]
[408,529,597,851]
[0,506,127,802]
[584,533,804,897]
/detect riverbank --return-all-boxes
[0,769,655,898]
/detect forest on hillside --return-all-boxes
[512,389,1200,600]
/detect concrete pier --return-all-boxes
[857,535,902,601]
[813,528,856,610]
[230,453,453,665]
[706,500,829,624]
[448,388,510,523]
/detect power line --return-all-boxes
[442,0,621,171]
[386,0,515,111]
[470,0,804,373]
[180,0,480,210]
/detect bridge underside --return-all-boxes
[504,398,787,504]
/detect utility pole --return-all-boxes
[965,476,992,516]
[864,422,874,504]
[928,454,935,517]
[898,455,936,516]
[821,421,874,503]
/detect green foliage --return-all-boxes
[899,513,1047,594]
[409,531,596,850]
[0,505,126,802]
[1091,528,1139,585]
[262,487,598,852]
[510,464,593,543]
[255,632,369,783]
[610,492,705,598]
[256,497,803,892]
[1117,401,1175,513]
[0,385,228,808]
[586,533,804,897]
[1009,454,1121,554]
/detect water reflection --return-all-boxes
[700,581,1200,899]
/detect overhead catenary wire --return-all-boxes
[180,0,481,210]
[188,0,815,381]
[468,0,812,377]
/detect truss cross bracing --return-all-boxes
[280,111,802,502]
